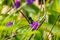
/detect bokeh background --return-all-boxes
[0,0,60,40]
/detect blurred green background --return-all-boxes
[0,0,60,40]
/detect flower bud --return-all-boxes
[26,0,35,5]
[30,22,39,30]
[12,0,20,8]
[6,22,13,27]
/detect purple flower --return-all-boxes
[12,0,20,8]
[26,0,35,5]
[30,22,39,30]
[6,22,13,27]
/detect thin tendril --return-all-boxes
[20,11,31,24]
[48,14,60,37]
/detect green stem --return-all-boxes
[49,14,60,34]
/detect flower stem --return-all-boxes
[48,14,60,35]
[20,11,33,24]
[28,34,34,40]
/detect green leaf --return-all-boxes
[23,4,39,16]
[34,30,43,40]
[54,0,60,12]
[46,8,59,24]
[30,4,39,14]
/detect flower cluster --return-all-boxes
[12,0,20,8]
[6,21,13,27]
[12,0,35,8]
[30,22,39,30]
[26,0,35,5]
